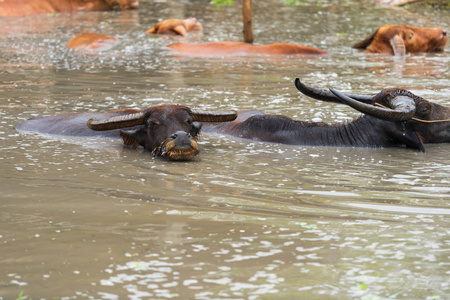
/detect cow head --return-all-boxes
[182,18,203,33]
[87,105,236,160]
[353,25,448,55]
[104,0,139,10]
[295,78,450,151]
[146,18,202,36]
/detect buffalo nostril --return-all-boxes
[170,131,190,140]
[443,31,447,37]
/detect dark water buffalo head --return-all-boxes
[87,105,236,160]
[368,89,450,146]
[295,78,450,151]
[353,25,448,55]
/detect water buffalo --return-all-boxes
[146,18,202,37]
[0,0,138,18]
[16,105,237,160]
[66,33,119,52]
[353,25,448,55]
[168,41,327,56]
[202,78,450,152]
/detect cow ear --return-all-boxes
[173,25,187,37]
[390,35,406,56]
[119,128,147,148]
[353,32,376,49]
[145,25,157,34]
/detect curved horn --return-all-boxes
[87,111,146,131]
[295,78,374,104]
[329,88,416,122]
[191,110,237,122]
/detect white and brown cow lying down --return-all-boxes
[353,24,448,55]
[0,0,138,17]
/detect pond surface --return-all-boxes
[0,0,449,299]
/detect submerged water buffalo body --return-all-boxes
[202,79,450,152]
[0,0,138,17]
[168,41,327,56]
[146,18,202,36]
[16,105,237,160]
[353,25,448,55]
[66,33,119,52]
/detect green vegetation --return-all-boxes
[210,0,234,9]
[284,0,309,5]
[425,0,450,9]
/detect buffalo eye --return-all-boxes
[147,119,160,127]
[185,118,193,125]
[409,33,413,40]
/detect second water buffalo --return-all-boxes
[202,79,450,152]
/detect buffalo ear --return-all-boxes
[119,128,147,148]
[390,35,406,56]
[390,129,425,152]
[191,122,202,137]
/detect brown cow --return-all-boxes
[0,0,138,18]
[353,25,448,55]
[66,33,119,52]
[168,41,327,56]
[146,18,202,37]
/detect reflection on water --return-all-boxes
[0,0,449,299]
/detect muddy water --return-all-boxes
[0,1,449,299]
